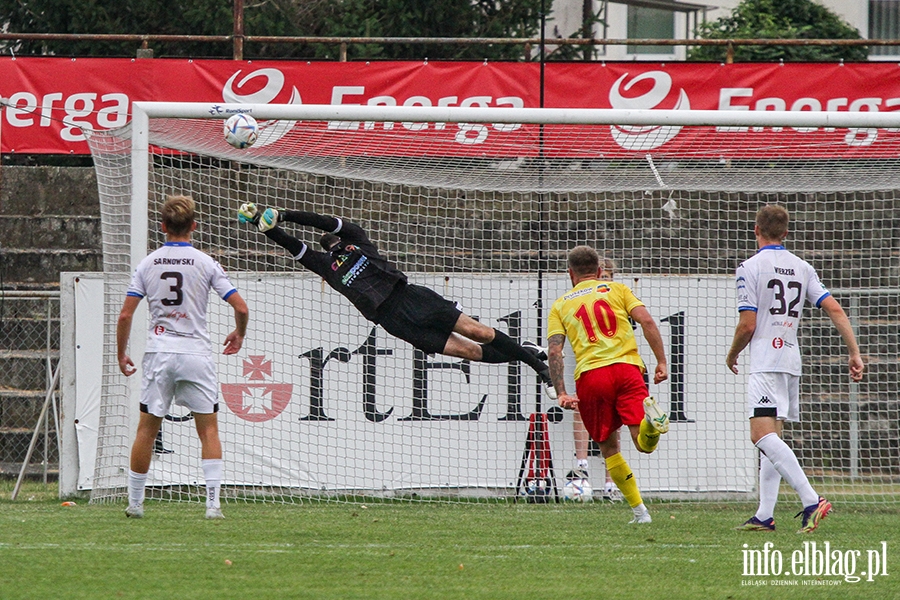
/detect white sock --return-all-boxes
[755,454,781,521]
[755,433,818,508]
[576,459,589,470]
[128,470,147,507]
[202,459,224,509]
[632,503,648,518]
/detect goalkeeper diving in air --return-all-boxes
[238,203,556,398]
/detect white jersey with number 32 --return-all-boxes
[735,245,830,375]
[127,242,237,355]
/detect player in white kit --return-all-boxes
[726,205,864,533]
[117,195,249,519]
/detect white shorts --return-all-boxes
[747,372,800,422]
[140,352,219,417]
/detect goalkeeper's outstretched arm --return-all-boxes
[280,210,340,232]
[279,210,370,246]
[237,205,337,257]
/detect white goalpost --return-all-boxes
[81,102,900,506]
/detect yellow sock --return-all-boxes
[606,453,642,508]
[638,419,661,453]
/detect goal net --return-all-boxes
[84,103,900,505]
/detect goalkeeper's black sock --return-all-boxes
[486,330,548,377]
[478,344,509,364]
[265,227,305,257]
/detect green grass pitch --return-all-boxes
[1,482,898,599]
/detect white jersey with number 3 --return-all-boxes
[735,244,830,375]
[127,242,237,355]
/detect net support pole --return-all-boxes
[125,105,151,443]
[130,105,150,270]
[848,294,860,480]
[11,362,61,500]
[536,0,548,413]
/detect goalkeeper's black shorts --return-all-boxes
[376,283,462,355]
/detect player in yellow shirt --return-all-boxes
[547,246,670,523]
[566,258,622,501]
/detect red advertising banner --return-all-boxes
[1,58,899,155]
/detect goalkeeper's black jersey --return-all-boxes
[291,213,408,322]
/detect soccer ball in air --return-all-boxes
[223,114,258,149]
[563,478,593,502]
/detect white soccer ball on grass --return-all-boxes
[563,478,593,502]
[224,114,259,149]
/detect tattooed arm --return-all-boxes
[548,333,577,410]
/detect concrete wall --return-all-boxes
[0,166,102,476]
[0,166,102,286]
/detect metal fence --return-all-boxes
[1,31,899,63]
[0,291,60,481]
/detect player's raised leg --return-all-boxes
[636,396,669,453]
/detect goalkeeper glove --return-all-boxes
[238,204,279,232]
[258,207,279,232]
[238,203,260,226]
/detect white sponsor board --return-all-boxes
[61,273,753,497]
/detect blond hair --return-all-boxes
[756,204,789,241]
[161,195,196,237]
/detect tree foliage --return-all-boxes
[689,0,867,62]
[0,0,239,57]
[310,0,547,62]
[0,0,544,60]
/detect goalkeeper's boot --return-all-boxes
[522,340,548,361]
[643,396,670,434]
[543,381,558,401]
[125,504,144,519]
[537,365,557,400]
[205,507,225,520]
[796,497,831,533]
[735,516,775,531]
